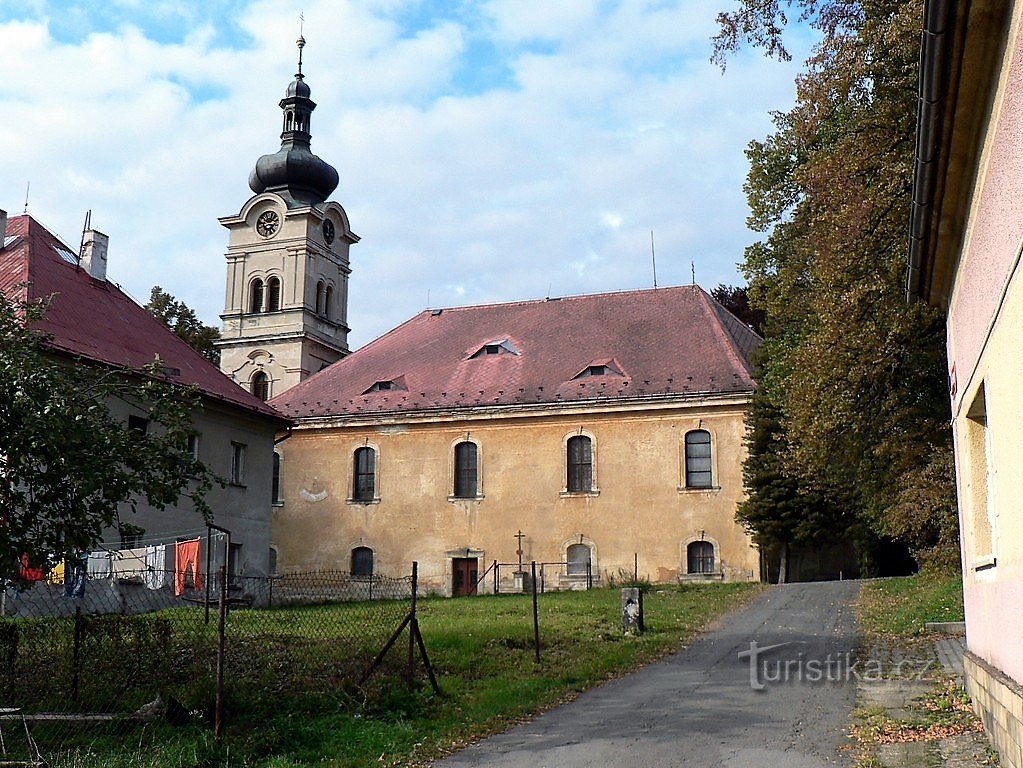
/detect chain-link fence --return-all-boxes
[0,565,425,766]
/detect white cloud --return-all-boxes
[0,0,811,349]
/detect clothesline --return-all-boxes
[96,528,224,549]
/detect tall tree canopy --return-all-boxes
[717,0,957,570]
[146,286,221,364]
[0,292,219,581]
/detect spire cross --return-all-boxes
[297,13,306,75]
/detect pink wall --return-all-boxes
[950,26,1023,687]
[948,38,1023,399]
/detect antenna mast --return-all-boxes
[650,230,658,288]
[77,210,92,270]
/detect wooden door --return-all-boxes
[452,557,478,596]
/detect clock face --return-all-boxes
[256,210,280,238]
[322,219,336,244]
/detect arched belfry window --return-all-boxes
[352,446,376,501]
[266,277,281,312]
[684,430,713,488]
[315,280,326,316]
[453,441,478,498]
[250,279,264,313]
[567,435,593,492]
[324,285,334,320]
[251,371,269,402]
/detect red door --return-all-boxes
[452,558,478,596]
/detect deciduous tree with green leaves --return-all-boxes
[145,285,221,364]
[0,291,219,581]
[716,0,957,571]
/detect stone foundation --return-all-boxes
[964,650,1023,768]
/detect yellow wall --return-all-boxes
[272,396,759,593]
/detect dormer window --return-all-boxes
[572,359,624,379]
[363,377,406,394]
[469,339,520,359]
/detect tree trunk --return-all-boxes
[778,542,788,584]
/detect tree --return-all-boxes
[0,291,219,581]
[717,0,956,569]
[145,286,221,364]
[711,284,766,335]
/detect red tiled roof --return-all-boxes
[273,284,760,419]
[0,215,286,423]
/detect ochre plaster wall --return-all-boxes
[271,400,758,593]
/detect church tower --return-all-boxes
[217,36,358,400]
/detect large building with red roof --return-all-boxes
[0,210,289,578]
[269,284,762,593]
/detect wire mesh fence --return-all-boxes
[0,566,422,766]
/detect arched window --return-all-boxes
[251,371,269,401]
[567,543,592,576]
[453,441,478,498]
[250,279,264,313]
[687,541,715,574]
[567,435,592,492]
[271,451,282,504]
[315,280,326,316]
[352,446,376,501]
[684,430,713,488]
[351,546,374,577]
[324,285,334,320]
[268,546,278,576]
[266,276,281,312]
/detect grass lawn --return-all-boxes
[857,569,965,639]
[48,582,762,767]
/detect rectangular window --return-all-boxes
[128,415,149,434]
[685,430,713,488]
[966,387,995,568]
[454,442,478,498]
[230,442,246,485]
[272,451,282,504]
[353,447,376,501]
[567,436,592,492]
[187,434,200,460]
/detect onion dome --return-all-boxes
[248,35,339,206]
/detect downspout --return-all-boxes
[907,0,954,300]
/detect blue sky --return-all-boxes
[0,0,812,348]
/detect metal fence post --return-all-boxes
[408,562,418,685]
[71,607,83,703]
[215,565,227,742]
[531,561,540,664]
[587,559,593,590]
[493,560,498,595]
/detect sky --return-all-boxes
[0,0,812,349]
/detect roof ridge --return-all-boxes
[695,286,758,379]
[426,284,701,314]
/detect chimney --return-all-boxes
[0,209,7,245]
[80,229,109,281]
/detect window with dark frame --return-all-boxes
[684,430,713,488]
[687,541,715,574]
[230,442,246,485]
[315,280,326,316]
[352,446,376,501]
[324,285,334,320]
[351,546,374,576]
[187,433,200,460]
[453,441,478,498]
[272,451,282,504]
[266,276,281,312]
[566,435,593,492]
[251,371,270,401]
[250,278,264,313]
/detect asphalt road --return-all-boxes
[434,581,861,768]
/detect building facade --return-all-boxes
[908,3,1023,765]
[0,211,288,578]
[217,37,358,400]
[270,285,762,594]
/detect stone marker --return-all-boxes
[622,588,644,634]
